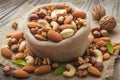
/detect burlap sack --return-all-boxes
[23,3,90,62]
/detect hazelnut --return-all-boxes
[92,31,101,38]
[2,66,12,76]
[99,15,116,32]
[12,22,18,30]
[51,63,59,70]
[38,9,47,18]
[30,27,39,35]
[100,29,109,37]
[57,16,65,24]
[10,44,19,52]
[76,70,88,77]
[44,16,52,23]
[100,47,107,53]
[29,14,39,21]
[11,38,18,44]
[91,27,101,33]
[92,4,106,20]
[94,62,104,71]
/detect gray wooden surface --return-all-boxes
[0,0,120,80]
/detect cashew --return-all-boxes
[50,21,59,31]
[63,64,76,77]
[25,55,34,65]
[93,49,103,62]
[77,18,87,26]
[2,38,12,48]
[38,20,51,29]
[51,9,67,21]
[71,21,77,32]
[18,41,26,52]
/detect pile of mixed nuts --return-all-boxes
[0,4,120,79]
[27,4,87,42]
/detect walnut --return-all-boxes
[99,16,116,32]
[92,4,106,21]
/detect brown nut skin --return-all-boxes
[11,38,18,44]
[10,44,19,52]
[92,4,106,21]
[100,47,107,53]
[99,15,116,32]
[72,11,86,19]
[2,66,12,76]
[92,31,101,38]
[30,27,39,35]
[87,66,101,77]
[44,16,52,23]
[29,14,39,21]
[34,65,51,75]
[38,9,47,18]
[1,47,12,59]
[94,62,104,71]
[100,29,109,37]
[91,27,101,33]
[57,16,65,25]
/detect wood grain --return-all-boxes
[0,0,120,80]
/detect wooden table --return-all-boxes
[0,0,120,80]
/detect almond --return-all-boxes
[103,52,110,60]
[15,52,24,59]
[34,65,51,75]
[114,44,120,51]
[99,37,111,41]
[93,38,102,43]
[87,66,101,77]
[47,30,63,42]
[23,66,36,73]
[7,31,23,39]
[27,22,40,28]
[60,29,74,38]
[1,47,12,59]
[64,15,73,24]
[72,11,86,19]
[24,46,36,57]
[59,24,74,30]
[34,34,47,41]
[13,70,29,78]
[96,40,106,47]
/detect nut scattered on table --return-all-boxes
[92,4,106,21]
[99,15,116,32]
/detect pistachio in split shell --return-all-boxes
[92,4,106,21]
[99,15,116,32]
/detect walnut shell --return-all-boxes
[99,16,116,32]
[92,4,106,21]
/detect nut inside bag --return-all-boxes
[23,3,90,62]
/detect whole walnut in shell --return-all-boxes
[92,4,106,21]
[99,15,116,32]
